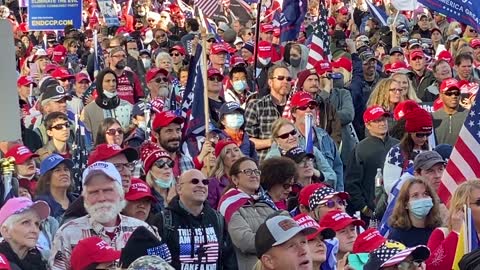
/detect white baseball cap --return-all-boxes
[82,161,122,185]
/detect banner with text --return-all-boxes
[418,0,479,31]
[97,0,120,26]
[28,0,82,30]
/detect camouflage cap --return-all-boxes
[127,255,175,270]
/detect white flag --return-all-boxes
[391,0,419,11]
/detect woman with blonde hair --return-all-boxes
[388,178,442,247]
[426,180,480,270]
[367,78,405,112]
[265,118,336,187]
[390,72,421,103]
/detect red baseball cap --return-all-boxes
[125,178,157,202]
[207,67,224,80]
[386,61,410,74]
[294,213,335,241]
[273,27,281,37]
[290,91,317,108]
[260,23,274,33]
[230,55,246,67]
[51,67,74,80]
[437,50,453,67]
[332,57,352,72]
[337,6,349,15]
[210,43,228,55]
[87,144,139,165]
[363,105,390,123]
[44,63,59,74]
[214,139,237,158]
[75,72,91,83]
[440,78,460,93]
[315,60,333,76]
[257,41,273,58]
[17,75,37,87]
[70,236,121,270]
[298,183,326,207]
[146,68,169,83]
[169,45,186,55]
[409,49,424,60]
[5,144,38,164]
[319,210,365,231]
[470,38,480,48]
[352,228,386,253]
[51,45,67,64]
[152,111,184,131]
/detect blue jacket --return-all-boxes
[298,127,344,191]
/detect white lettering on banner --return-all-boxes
[465,9,480,25]
[437,0,464,12]
[181,264,216,270]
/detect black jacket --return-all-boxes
[0,241,47,270]
[152,196,238,270]
[345,135,399,214]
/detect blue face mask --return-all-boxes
[232,80,247,92]
[224,114,244,129]
[409,197,433,219]
[154,177,173,189]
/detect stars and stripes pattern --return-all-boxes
[147,244,172,263]
[306,0,331,69]
[380,246,428,268]
[195,0,219,17]
[179,242,219,263]
[176,0,194,18]
[218,188,251,223]
[69,112,91,193]
[438,95,480,204]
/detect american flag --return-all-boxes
[176,0,194,18]
[70,113,90,193]
[306,0,331,69]
[179,242,219,263]
[438,95,480,204]
[218,188,251,223]
[195,0,219,17]
[147,244,172,263]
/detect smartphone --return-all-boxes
[29,62,39,78]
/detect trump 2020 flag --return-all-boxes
[417,0,480,32]
[280,0,307,43]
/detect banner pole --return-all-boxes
[253,0,263,91]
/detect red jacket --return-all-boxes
[426,228,459,270]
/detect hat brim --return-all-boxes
[30,200,51,220]
[381,245,430,268]
[49,94,73,102]
[40,158,74,176]
[15,152,39,164]
[418,159,446,170]
[120,147,139,163]
[332,218,365,231]
[95,249,121,264]
[272,226,318,247]
[125,192,158,203]
[307,227,336,241]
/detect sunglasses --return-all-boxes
[415,132,432,138]
[207,39,215,43]
[469,29,477,33]
[277,129,297,139]
[106,128,124,136]
[50,123,70,130]
[114,162,135,172]
[170,53,180,56]
[470,199,480,206]
[273,76,293,82]
[154,159,174,169]
[296,103,316,111]
[59,78,70,82]
[282,182,294,190]
[239,168,261,176]
[321,199,347,208]
[208,77,222,82]
[189,178,210,185]
[444,91,460,96]
[155,77,169,83]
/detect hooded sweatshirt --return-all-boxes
[152,196,238,270]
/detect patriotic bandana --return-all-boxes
[308,187,349,210]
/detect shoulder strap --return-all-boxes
[125,70,135,88]
[162,209,174,241]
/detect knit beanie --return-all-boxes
[120,226,171,268]
[404,108,433,133]
[296,69,318,90]
[214,139,237,158]
[139,141,172,173]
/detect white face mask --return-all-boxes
[258,57,271,65]
[103,90,117,98]
[455,27,462,35]
[364,25,371,33]
[138,121,146,130]
[142,58,151,69]
[224,114,244,129]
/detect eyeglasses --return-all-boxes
[469,29,477,33]
[277,129,297,139]
[299,158,314,168]
[207,39,215,43]
[170,53,180,57]
[414,132,432,138]
[389,88,403,93]
[106,128,124,136]
[208,77,222,82]
[320,199,347,208]
[154,159,175,169]
[147,19,155,22]
[273,76,293,82]
[296,103,316,111]
[114,162,135,172]
[239,169,261,176]
[50,122,70,130]
[444,91,460,96]
[188,178,210,185]
[282,182,294,190]
[155,77,169,83]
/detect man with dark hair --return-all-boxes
[225,66,251,107]
[180,18,200,52]
[36,112,71,161]
[454,53,480,83]
[408,49,436,101]
[433,78,468,145]
[108,47,144,104]
[245,64,291,160]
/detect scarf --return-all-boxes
[94,95,121,110]
[0,241,47,270]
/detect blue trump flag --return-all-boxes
[418,0,480,31]
[280,0,308,43]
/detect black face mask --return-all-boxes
[115,59,126,70]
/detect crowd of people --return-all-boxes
[0,0,479,269]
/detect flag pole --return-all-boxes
[199,10,211,173]
[253,0,263,90]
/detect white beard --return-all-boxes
[84,200,126,224]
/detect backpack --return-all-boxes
[161,208,225,266]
